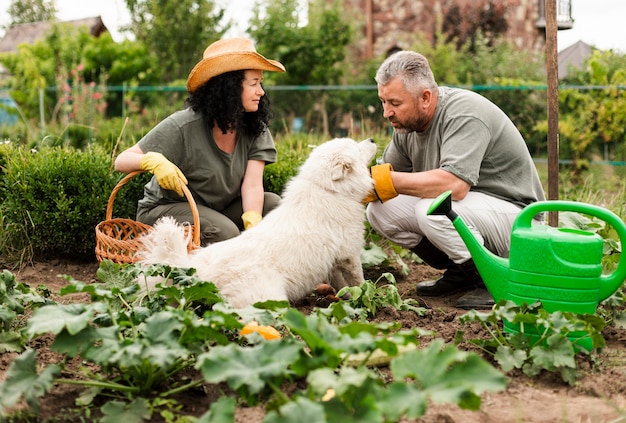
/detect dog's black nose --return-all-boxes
[366,138,375,143]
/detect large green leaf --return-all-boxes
[306,367,385,423]
[529,333,576,370]
[0,349,60,412]
[494,345,528,371]
[381,382,428,420]
[196,396,236,423]
[25,302,107,338]
[360,242,389,268]
[100,398,151,423]
[0,331,23,353]
[142,311,183,345]
[79,326,122,365]
[390,339,507,410]
[264,397,327,423]
[50,326,103,357]
[197,340,301,395]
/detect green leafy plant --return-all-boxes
[260,339,507,423]
[195,309,506,422]
[0,263,238,417]
[0,262,508,421]
[558,211,622,272]
[456,300,606,385]
[263,135,317,195]
[599,288,626,330]
[360,221,422,276]
[338,272,426,317]
[0,269,52,353]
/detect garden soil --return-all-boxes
[2,259,626,422]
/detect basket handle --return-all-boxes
[105,171,201,248]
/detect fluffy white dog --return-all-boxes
[136,137,377,308]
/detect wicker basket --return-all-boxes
[95,171,200,264]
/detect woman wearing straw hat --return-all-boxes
[115,38,286,245]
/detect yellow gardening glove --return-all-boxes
[242,210,262,230]
[139,152,187,197]
[363,163,398,203]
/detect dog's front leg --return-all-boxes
[328,256,365,291]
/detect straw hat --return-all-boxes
[186,37,286,93]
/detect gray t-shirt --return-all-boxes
[382,86,545,207]
[137,108,277,211]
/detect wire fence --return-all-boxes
[2,84,625,165]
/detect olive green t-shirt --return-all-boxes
[382,87,545,207]
[137,108,277,211]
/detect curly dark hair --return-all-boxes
[185,70,274,138]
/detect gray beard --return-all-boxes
[392,118,425,134]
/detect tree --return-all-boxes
[123,0,228,83]
[249,0,352,134]
[535,49,626,179]
[0,24,160,127]
[6,0,56,25]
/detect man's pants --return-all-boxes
[366,192,526,264]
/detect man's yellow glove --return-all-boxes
[363,163,398,203]
[140,152,188,197]
[242,210,262,230]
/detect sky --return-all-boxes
[0,0,625,53]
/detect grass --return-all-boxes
[535,161,626,217]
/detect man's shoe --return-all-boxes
[415,266,476,297]
[410,238,455,270]
[456,288,495,310]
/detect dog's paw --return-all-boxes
[314,283,336,296]
[313,283,340,307]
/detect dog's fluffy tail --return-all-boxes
[136,216,192,268]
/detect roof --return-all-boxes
[558,40,595,79]
[0,16,107,54]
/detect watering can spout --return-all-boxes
[427,191,510,303]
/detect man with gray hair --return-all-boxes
[365,50,545,309]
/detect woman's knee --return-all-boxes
[199,218,240,244]
[263,192,281,215]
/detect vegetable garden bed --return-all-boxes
[1,259,625,422]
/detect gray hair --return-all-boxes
[375,51,438,95]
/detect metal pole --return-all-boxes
[545,0,559,226]
[39,88,45,135]
[365,0,373,58]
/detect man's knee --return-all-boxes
[365,202,384,233]
[366,201,422,248]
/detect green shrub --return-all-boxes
[0,134,321,265]
[264,132,381,195]
[0,144,140,263]
[264,146,309,195]
[264,135,320,195]
[0,134,379,266]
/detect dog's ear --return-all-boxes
[331,159,352,181]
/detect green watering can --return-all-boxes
[427,191,626,351]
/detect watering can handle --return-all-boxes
[515,200,626,300]
[516,200,624,230]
